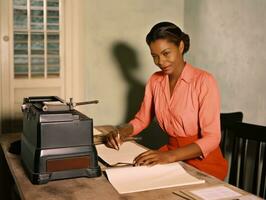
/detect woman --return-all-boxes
[103,22,228,180]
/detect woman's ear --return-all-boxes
[179,40,185,54]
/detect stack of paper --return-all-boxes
[184,185,241,200]
[96,142,205,194]
[106,162,205,194]
[176,185,262,200]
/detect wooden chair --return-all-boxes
[220,112,243,153]
[227,122,266,198]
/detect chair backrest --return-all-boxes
[220,112,243,153]
[227,122,266,198]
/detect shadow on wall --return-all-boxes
[111,41,168,149]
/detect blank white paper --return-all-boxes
[93,128,102,136]
[106,162,205,194]
[96,142,147,165]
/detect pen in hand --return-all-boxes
[94,134,142,146]
[116,133,120,150]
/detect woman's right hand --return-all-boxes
[104,127,123,150]
[95,124,133,150]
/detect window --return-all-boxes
[13,0,60,78]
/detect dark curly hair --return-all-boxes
[146,22,190,54]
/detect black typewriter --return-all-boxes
[21,96,101,184]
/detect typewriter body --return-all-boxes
[21,96,101,184]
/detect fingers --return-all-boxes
[134,150,160,166]
[133,150,174,166]
[134,150,153,161]
[135,156,158,166]
[105,131,121,150]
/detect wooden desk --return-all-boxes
[0,133,257,200]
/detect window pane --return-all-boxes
[47,10,59,16]
[14,33,28,40]
[31,10,43,30]
[14,0,27,7]
[14,55,28,78]
[31,33,44,55]
[31,0,43,7]
[14,41,28,54]
[47,25,58,30]
[47,56,59,65]
[14,33,28,55]
[47,56,59,77]
[47,33,59,40]
[47,10,59,30]
[47,0,59,7]
[14,9,27,29]
[31,10,43,16]
[14,65,28,78]
[31,14,43,23]
[47,16,59,24]
[31,57,44,77]
[47,33,60,76]
[47,33,59,55]
[47,43,59,55]
[47,65,59,77]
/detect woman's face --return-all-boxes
[149,39,184,75]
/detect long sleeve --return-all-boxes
[129,75,156,136]
[194,73,221,157]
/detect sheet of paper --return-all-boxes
[96,142,147,165]
[106,162,205,194]
[188,185,242,200]
[93,128,102,136]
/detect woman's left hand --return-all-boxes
[133,150,177,166]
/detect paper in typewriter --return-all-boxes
[96,142,205,194]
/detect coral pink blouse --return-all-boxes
[129,63,221,157]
